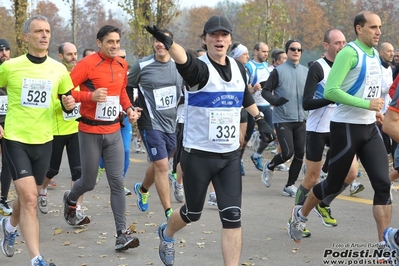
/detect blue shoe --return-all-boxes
[240,160,245,176]
[133,183,149,212]
[33,255,56,266]
[384,227,399,257]
[250,154,263,171]
[0,217,18,257]
[158,222,175,266]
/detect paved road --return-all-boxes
[2,144,398,265]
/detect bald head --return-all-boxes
[58,42,78,71]
[379,42,394,63]
[254,42,269,63]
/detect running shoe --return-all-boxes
[0,199,12,216]
[282,185,298,197]
[313,204,337,227]
[349,180,365,196]
[115,229,140,250]
[63,191,77,226]
[76,209,91,226]
[133,183,149,212]
[261,161,274,187]
[376,242,392,264]
[96,167,105,184]
[124,187,132,196]
[250,154,263,171]
[288,206,307,243]
[33,255,56,266]
[158,222,175,266]
[133,137,146,153]
[48,179,57,188]
[319,171,328,182]
[173,181,184,203]
[165,208,173,220]
[208,193,217,206]
[384,227,399,263]
[0,217,18,257]
[38,194,48,214]
[168,172,177,182]
[302,228,311,238]
[251,131,261,152]
[276,163,289,172]
[287,218,311,238]
[301,164,306,176]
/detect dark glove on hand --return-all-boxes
[145,25,173,50]
[274,97,289,106]
[256,119,276,143]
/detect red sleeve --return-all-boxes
[389,75,399,99]
[71,89,92,102]
[70,58,94,102]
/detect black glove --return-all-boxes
[145,25,173,50]
[274,97,289,106]
[256,119,276,143]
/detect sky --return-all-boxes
[10,0,245,11]
[0,0,244,19]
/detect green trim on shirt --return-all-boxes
[324,39,375,110]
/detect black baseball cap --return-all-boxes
[204,16,232,34]
[0,39,10,50]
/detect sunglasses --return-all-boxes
[0,48,10,52]
[289,47,302,52]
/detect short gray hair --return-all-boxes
[23,15,48,34]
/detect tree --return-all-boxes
[13,0,28,55]
[320,0,357,40]
[32,1,69,57]
[284,0,329,51]
[119,0,180,58]
[62,0,78,45]
[236,0,290,50]
[0,7,16,56]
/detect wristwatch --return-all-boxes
[253,112,264,121]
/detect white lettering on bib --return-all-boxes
[209,109,240,144]
[95,96,119,121]
[153,86,176,110]
[21,78,52,108]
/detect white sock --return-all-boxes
[210,192,216,197]
[252,152,261,158]
[298,209,307,221]
[176,183,183,189]
[76,205,81,211]
[5,219,17,233]
[39,189,47,195]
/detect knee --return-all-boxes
[71,166,81,182]
[312,180,333,200]
[374,179,392,205]
[220,206,241,229]
[180,205,202,223]
[281,151,294,161]
[46,168,59,179]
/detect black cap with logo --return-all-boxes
[203,16,233,34]
[0,39,10,50]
